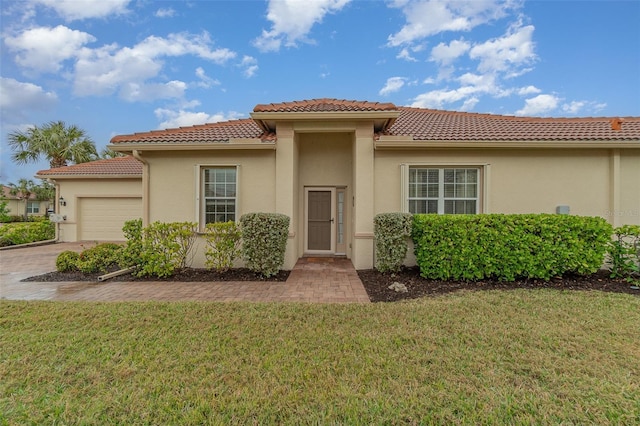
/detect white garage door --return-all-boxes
[79,197,142,241]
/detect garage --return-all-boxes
[78,197,142,241]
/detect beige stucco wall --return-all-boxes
[3,199,49,218]
[374,148,625,219]
[618,149,640,226]
[374,147,640,266]
[142,149,277,268]
[56,178,142,242]
[297,132,353,257]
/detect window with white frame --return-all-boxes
[408,167,479,214]
[26,201,40,214]
[202,167,237,223]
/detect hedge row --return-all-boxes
[411,214,612,281]
[59,214,291,278]
[0,221,55,247]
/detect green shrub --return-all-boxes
[56,250,80,272]
[374,212,413,273]
[0,221,55,247]
[607,225,640,282]
[136,221,198,278]
[0,201,10,223]
[412,214,612,281]
[240,213,290,278]
[76,243,123,274]
[204,221,242,272]
[119,218,143,268]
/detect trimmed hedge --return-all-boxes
[240,213,290,278]
[76,243,123,274]
[607,225,640,281]
[136,221,198,278]
[412,214,612,281]
[374,212,413,273]
[204,221,242,272]
[0,221,55,247]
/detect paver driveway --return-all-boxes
[0,242,370,303]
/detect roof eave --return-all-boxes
[109,140,276,152]
[35,173,142,179]
[375,139,640,149]
[250,110,401,133]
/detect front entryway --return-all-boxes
[304,187,347,255]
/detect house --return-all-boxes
[39,99,640,270]
[1,185,50,219]
[36,156,142,241]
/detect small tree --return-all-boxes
[8,121,98,168]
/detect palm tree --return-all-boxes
[100,147,125,159]
[8,121,98,168]
[8,179,37,221]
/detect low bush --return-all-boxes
[76,243,123,274]
[119,218,143,268]
[412,214,612,281]
[56,250,80,272]
[374,212,413,273]
[204,221,242,272]
[0,220,55,247]
[240,213,290,278]
[607,225,640,282]
[136,221,198,278]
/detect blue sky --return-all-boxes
[1,0,639,183]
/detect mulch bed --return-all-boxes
[23,268,290,283]
[357,267,640,302]
[22,266,639,303]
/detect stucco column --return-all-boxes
[352,122,375,269]
[274,122,299,269]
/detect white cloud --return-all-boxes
[254,0,352,52]
[387,0,518,46]
[4,25,95,73]
[379,77,407,96]
[515,94,560,116]
[411,85,481,109]
[154,108,244,129]
[0,77,57,123]
[517,85,541,96]
[120,80,187,102]
[31,0,131,21]
[73,32,236,100]
[397,47,417,62]
[469,21,536,73]
[429,39,470,66]
[194,67,220,88]
[561,100,606,115]
[460,97,479,111]
[240,56,259,78]
[155,8,176,18]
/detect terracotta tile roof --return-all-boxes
[111,118,271,144]
[253,98,397,112]
[1,185,38,200]
[36,156,142,177]
[109,99,640,145]
[387,107,640,141]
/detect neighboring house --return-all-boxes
[37,99,640,270]
[36,156,142,241]
[1,185,50,219]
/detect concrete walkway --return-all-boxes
[0,243,370,303]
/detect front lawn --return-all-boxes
[1,291,639,424]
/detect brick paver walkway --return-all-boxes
[1,243,370,303]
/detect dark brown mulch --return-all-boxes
[22,268,290,283]
[357,267,640,302]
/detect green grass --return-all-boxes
[2,290,639,424]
